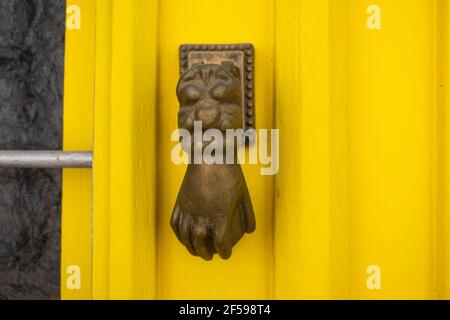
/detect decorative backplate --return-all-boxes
[179,43,255,131]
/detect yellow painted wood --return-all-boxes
[61,0,96,300]
[442,0,450,300]
[432,0,445,299]
[63,0,158,300]
[329,0,351,299]
[61,0,450,300]
[157,0,274,299]
[274,0,449,299]
[274,0,350,299]
[95,0,158,299]
[348,0,433,299]
[92,0,112,299]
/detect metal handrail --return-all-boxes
[0,151,92,168]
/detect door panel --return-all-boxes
[91,0,158,299]
[274,0,351,299]
[274,0,445,300]
[61,0,95,300]
[61,0,450,299]
[157,0,274,299]
[347,0,434,299]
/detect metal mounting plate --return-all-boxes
[179,43,255,131]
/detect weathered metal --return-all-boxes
[171,52,256,260]
[179,43,255,132]
[0,151,92,168]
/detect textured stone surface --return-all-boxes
[0,0,65,299]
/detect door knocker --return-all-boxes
[170,44,256,260]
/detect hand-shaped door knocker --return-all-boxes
[171,44,256,260]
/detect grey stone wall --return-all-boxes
[0,0,65,299]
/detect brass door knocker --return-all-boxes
[170,44,255,260]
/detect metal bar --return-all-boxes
[0,151,93,168]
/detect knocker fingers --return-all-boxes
[192,221,214,261]
[179,213,197,256]
[213,222,233,260]
[170,203,182,240]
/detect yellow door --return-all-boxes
[61,0,450,300]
